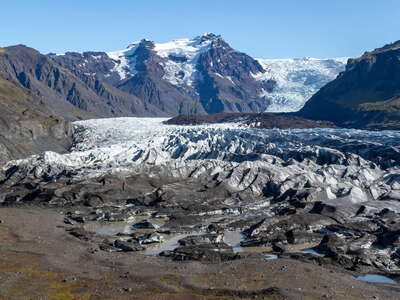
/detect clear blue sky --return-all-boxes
[1,0,399,58]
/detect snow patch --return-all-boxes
[153,37,214,86]
[107,42,141,80]
[105,34,219,86]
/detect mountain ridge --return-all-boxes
[6,34,400,131]
[50,33,347,115]
[51,33,276,115]
[298,40,400,129]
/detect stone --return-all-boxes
[132,220,159,230]
[165,243,238,263]
[178,234,223,246]
[113,239,144,252]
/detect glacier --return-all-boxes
[2,117,400,272]
[256,57,348,112]
[4,117,399,204]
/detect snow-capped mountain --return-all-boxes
[49,34,347,116]
[105,35,347,113]
[256,57,348,112]
[50,33,272,116]
[108,34,214,86]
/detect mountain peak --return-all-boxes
[195,32,222,44]
[126,38,153,49]
[125,34,223,50]
[372,40,400,54]
[201,32,221,39]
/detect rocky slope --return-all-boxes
[298,40,400,129]
[0,45,159,118]
[0,73,73,164]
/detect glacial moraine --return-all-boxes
[1,117,400,298]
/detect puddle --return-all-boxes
[84,216,168,237]
[84,222,134,236]
[144,232,202,256]
[86,223,324,259]
[301,248,324,256]
[223,231,245,253]
[99,265,111,271]
[356,274,397,285]
[223,231,273,253]
[264,254,278,260]
[241,246,274,253]
[145,230,273,256]
[287,243,320,252]
[133,216,168,228]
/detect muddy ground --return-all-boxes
[0,207,399,300]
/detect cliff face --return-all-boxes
[298,41,400,129]
[0,74,73,164]
[0,45,161,119]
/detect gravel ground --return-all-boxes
[0,207,399,299]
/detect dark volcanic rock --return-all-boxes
[113,239,145,252]
[161,243,239,263]
[178,234,224,246]
[132,220,159,230]
[165,113,335,129]
[48,51,122,86]
[68,228,93,241]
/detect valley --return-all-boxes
[1,117,400,298]
[1,22,400,299]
